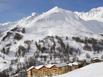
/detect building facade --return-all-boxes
[27,63,79,77]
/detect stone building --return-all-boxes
[27,63,72,77]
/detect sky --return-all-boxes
[0,0,103,23]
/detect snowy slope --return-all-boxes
[0,22,17,37]
[16,6,103,36]
[0,22,15,32]
[25,7,91,37]
[17,12,38,27]
[0,12,37,38]
[75,6,103,34]
[54,62,103,77]
[75,7,103,22]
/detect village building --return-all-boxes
[91,58,101,63]
[27,63,73,77]
[67,63,73,71]
[71,62,79,70]
[27,66,35,77]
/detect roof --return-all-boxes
[27,66,35,71]
[55,63,67,67]
[27,63,68,71]
[68,63,73,66]
[72,62,79,65]
[45,64,55,68]
[35,65,44,69]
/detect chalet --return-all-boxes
[37,65,50,77]
[91,58,101,63]
[48,65,59,76]
[27,66,35,77]
[27,63,71,77]
[67,63,73,71]
[55,63,70,74]
[72,62,79,70]
[78,60,87,68]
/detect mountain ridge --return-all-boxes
[1,6,103,35]
[75,6,103,22]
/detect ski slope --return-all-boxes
[54,62,103,77]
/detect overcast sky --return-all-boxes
[0,0,103,23]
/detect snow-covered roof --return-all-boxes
[45,64,55,68]
[68,63,73,66]
[72,62,78,65]
[55,63,67,67]
[27,63,68,71]
[35,65,44,69]
[27,66,35,71]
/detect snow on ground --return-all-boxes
[54,62,103,77]
[0,57,10,72]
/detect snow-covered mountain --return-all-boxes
[25,7,90,36]
[0,12,38,38]
[75,6,103,34]
[75,7,103,22]
[1,6,103,36]
[0,22,16,38]
[0,22,16,32]
[0,6,103,77]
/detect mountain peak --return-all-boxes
[49,6,63,12]
[75,6,103,22]
[45,6,69,15]
[91,6,103,12]
[88,6,103,15]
